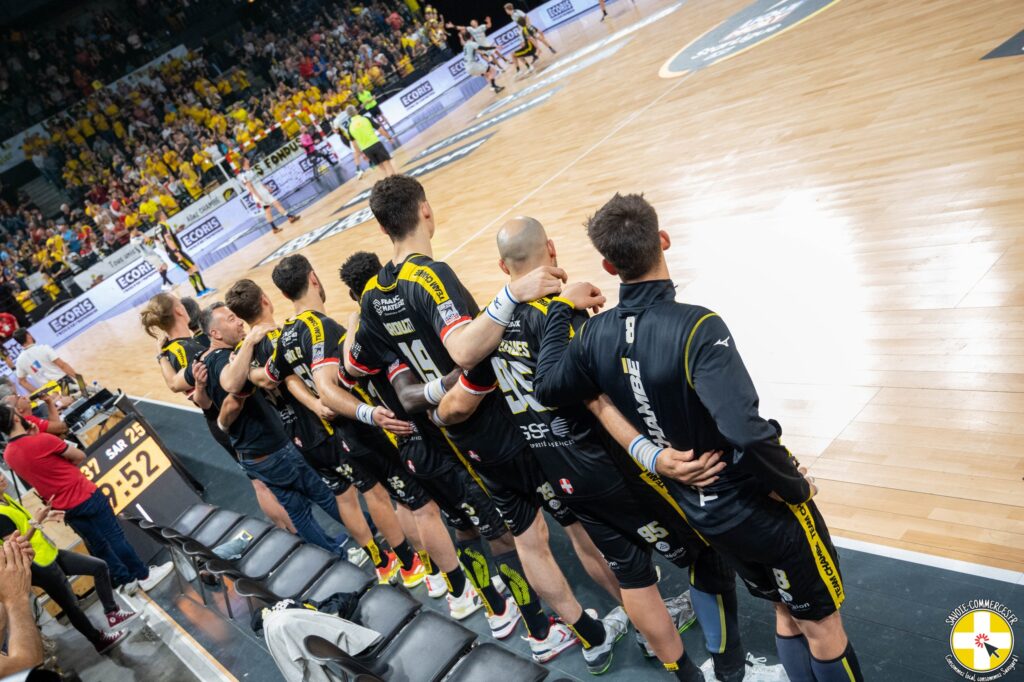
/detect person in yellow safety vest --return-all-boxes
[345,105,396,177]
[0,474,138,653]
[357,87,395,135]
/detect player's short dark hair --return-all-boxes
[12,328,28,345]
[272,255,314,301]
[339,251,383,300]
[369,175,426,241]
[585,193,661,281]
[180,296,202,332]
[199,302,227,337]
[225,279,264,324]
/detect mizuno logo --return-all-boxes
[715,337,731,348]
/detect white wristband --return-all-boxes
[422,377,448,406]
[429,409,448,428]
[483,284,519,327]
[629,435,664,473]
[355,403,377,426]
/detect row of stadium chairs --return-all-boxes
[125,503,554,681]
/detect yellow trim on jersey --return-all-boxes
[551,295,575,309]
[361,275,381,298]
[526,298,550,315]
[162,341,188,369]
[440,429,490,496]
[397,259,451,304]
[684,312,719,389]
[296,311,326,345]
[788,502,844,610]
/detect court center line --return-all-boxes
[442,71,695,261]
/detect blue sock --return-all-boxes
[810,642,863,681]
[776,633,815,682]
[690,586,744,681]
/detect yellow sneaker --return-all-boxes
[375,552,400,584]
[400,554,427,588]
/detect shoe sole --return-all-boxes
[532,637,579,663]
[97,634,128,654]
[586,625,628,675]
[489,609,522,640]
[402,574,426,588]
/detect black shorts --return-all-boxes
[706,499,844,621]
[570,483,707,589]
[339,427,431,511]
[168,249,196,270]
[300,436,360,494]
[362,141,391,166]
[399,435,506,540]
[476,446,577,536]
[365,104,383,118]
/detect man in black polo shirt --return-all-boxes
[184,302,347,554]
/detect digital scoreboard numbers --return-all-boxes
[79,420,173,514]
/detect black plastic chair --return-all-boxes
[306,609,477,682]
[163,503,217,538]
[190,509,245,548]
[352,584,422,651]
[443,642,548,681]
[206,528,302,582]
[301,560,375,603]
[235,544,336,609]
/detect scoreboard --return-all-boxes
[77,410,202,560]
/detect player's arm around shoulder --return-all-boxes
[532,284,603,407]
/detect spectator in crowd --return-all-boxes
[0,403,174,594]
[4,392,67,435]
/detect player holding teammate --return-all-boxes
[533,194,863,682]
[504,4,557,53]
[447,17,509,70]
[140,293,294,534]
[345,176,628,668]
[157,213,213,297]
[460,31,505,94]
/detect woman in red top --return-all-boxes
[1,406,168,593]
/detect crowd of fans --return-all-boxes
[0,0,453,313]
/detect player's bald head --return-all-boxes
[497,216,549,271]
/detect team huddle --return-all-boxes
[139,176,862,682]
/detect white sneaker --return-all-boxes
[355,169,365,179]
[138,562,174,592]
[526,620,578,663]
[743,653,789,681]
[581,606,630,674]
[636,591,696,657]
[447,583,484,620]
[700,653,789,682]
[160,283,172,292]
[491,574,507,595]
[347,547,369,567]
[116,580,140,597]
[486,596,521,640]
[424,572,447,598]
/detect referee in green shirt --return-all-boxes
[345,105,396,178]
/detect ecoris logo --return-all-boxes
[494,25,521,48]
[115,260,156,291]
[449,60,466,78]
[400,82,434,109]
[180,217,223,249]
[547,0,574,20]
[48,298,97,335]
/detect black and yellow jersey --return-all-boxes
[350,253,524,464]
[533,279,811,535]
[193,329,211,349]
[466,297,624,499]
[160,222,183,252]
[251,328,330,451]
[159,335,205,373]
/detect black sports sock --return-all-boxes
[443,565,467,596]
[456,538,504,616]
[419,550,439,575]
[392,540,415,569]
[494,549,547,637]
[160,270,172,286]
[776,633,814,681]
[810,642,863,681]
[665,651,702,681]
[193,271,207,291]
[188,273,202,295]
[570,611,605,650]
[363,539,387,569]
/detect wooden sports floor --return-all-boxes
[66,0,1024,574]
